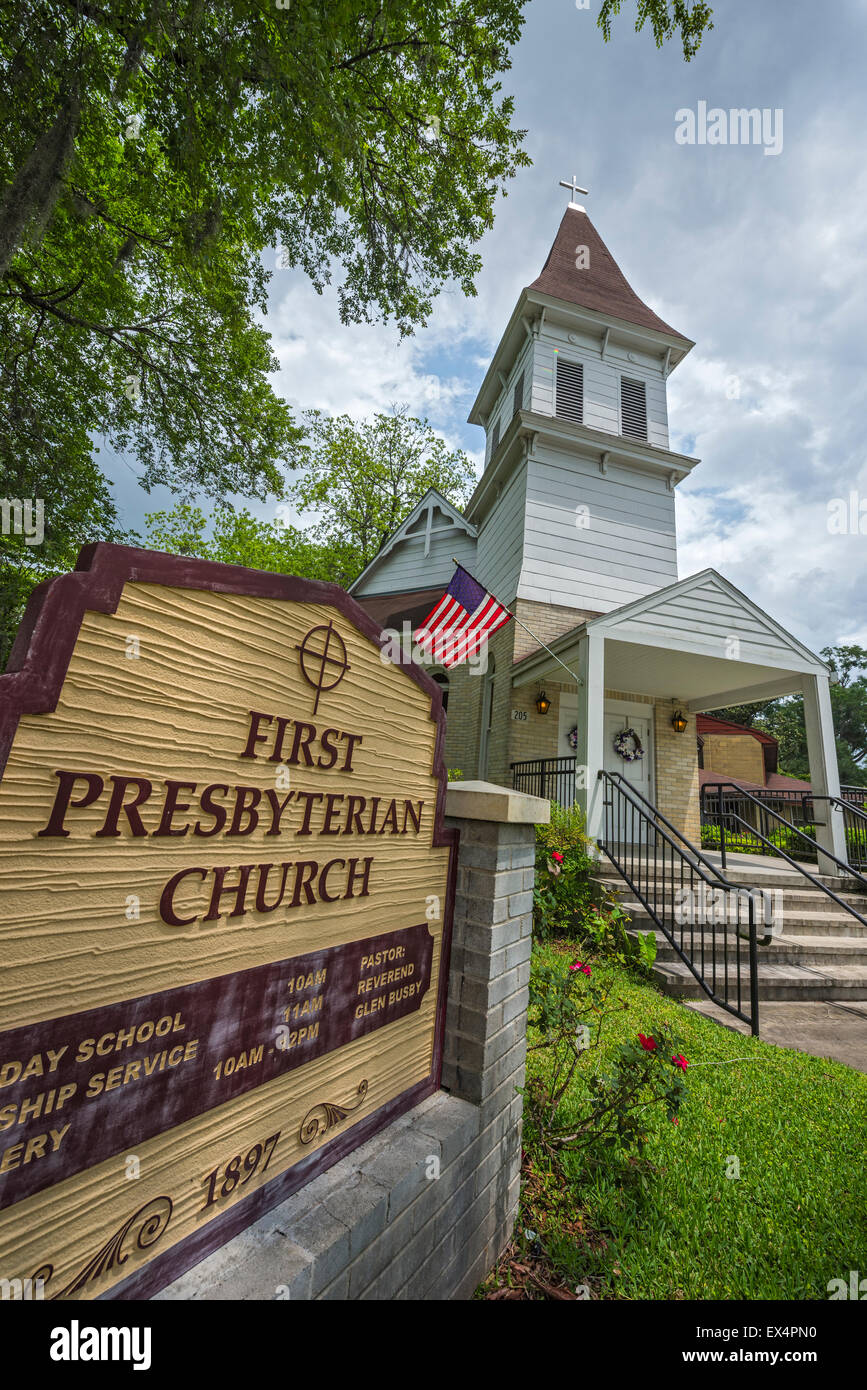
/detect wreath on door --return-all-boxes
[613,727,645,762]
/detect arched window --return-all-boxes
[431,670,449,714]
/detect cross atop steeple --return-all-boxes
[559,174,588,210]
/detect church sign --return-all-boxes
[0,545,455,1300]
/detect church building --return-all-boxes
[350,189,844,863]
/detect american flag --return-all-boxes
[414,565,512,667]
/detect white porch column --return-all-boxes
[576,631,605,844]
[802,672,846,871]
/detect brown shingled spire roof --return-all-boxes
[528,206,687,341]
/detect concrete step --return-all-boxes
[596,878,867,913]
[653,959,867,1002]
[595,856,867,998]
[594,861,867,894]
[644,928,867,969]
[717,870,867,893]
[750,892,867,916]
[594,880,867,929]
[768,918,867,938]
[620,898,867,939]
[770,934,867,963]
[594,869,867,904]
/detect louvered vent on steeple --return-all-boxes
[620,377,648,440]
[512,370,525,418]
[555,358,583,424]
[490,416,500,455]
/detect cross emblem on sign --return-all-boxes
[296,620,350,715]
[559,174,589,205]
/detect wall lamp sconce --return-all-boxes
[671,709,688,734]
[535,690,551,715]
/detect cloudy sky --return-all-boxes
[106,0,867,654]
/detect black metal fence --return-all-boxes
[839,786,867,868]
[815,794,867,870]
[700,783,867,869]
[841,784,867,806]
[700,785,814,858]
[511,756,576,807]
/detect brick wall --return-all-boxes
[512,597,596,661]
[509,680,568,764]
[462,620,515,787]
[702,733,765,785]
[484,590,597,783]
[443,662,483,779]
[654,699,701,845]
[604,687,655,704]
[154,786,544,1302]
[443,621,518,783]
[484,622,519,787]
[442,599,593,786]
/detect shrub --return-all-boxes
[580,901,658,972]
[524,954,687,1162]
[533,802,607,940]
[533,803,656,971]
[846,825,867,864]
[701,822,818,862]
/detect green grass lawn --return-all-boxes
[516,943,867,1300]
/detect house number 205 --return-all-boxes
[511,709,528,721]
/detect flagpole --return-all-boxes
[451,560,585,687]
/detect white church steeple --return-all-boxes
[465,188,700,618]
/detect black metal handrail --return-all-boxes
[611,769,731,886]
[702,780,867,928]
[598,771,762,1035]
[812,793,867,827]
[701,784,867,861]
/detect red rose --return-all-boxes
[672,1054,688,1072]
[638,1033,657,1052]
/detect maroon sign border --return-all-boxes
[0,542,458,1301]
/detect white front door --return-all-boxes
[603,708,654,842]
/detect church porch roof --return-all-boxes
[509,569,829,711]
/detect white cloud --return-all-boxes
[264,270,488,460]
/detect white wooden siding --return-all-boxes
[354,525,477,596]
[515,446,678,611]
[475,462,528,605]
[602,577,803,667]
[485,335,533,466]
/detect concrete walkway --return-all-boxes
[684,998,867,1073]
